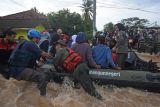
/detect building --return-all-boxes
[0,8,50,39]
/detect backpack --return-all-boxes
[9,41,37,68]
[63,48,82,71]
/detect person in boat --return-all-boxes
[71,34,77,46]
[38,31,50,52]
[114,23,128,69]
[71,32,101,69]
[0,29,17,79]
[49,28,64,57]
[92,36,121,69]
[61,33,70,47]
[18,35,25,43]
[52,39,103,100]
[51,28,63,43]
[38,31,52,64]
[50,28,70,56]
[8,29,53,96]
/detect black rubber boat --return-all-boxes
[89,69,160,92]
[42,64,160,92]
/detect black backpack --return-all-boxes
[9,41,36,68]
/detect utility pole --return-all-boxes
[93,0,96,38]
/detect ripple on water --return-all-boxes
[0,74,160,107]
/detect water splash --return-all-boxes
[0,75,160,107]
[0,53,160,107]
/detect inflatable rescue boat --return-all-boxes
[42,64,160,92]
[89,69,160,92]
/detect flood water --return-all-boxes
[0,53,160,107]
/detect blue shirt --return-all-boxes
[92,44,116,68]
[10,41,42,76]
[23,41,42,57]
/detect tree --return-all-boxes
[81,0,93,34]
[121,17,149,28]
[47,9,84,35]
[103,22,115,33]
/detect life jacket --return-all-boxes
[0,38,17,64]
[9,41,37,68]
[0,38,16,49]
[63,48,82,71]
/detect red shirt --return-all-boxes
[0,38,17,50]
[0,38,17,64]
[112,52,116,62]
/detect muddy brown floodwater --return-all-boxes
[0,52,160,107]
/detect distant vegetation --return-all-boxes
[46,0,150,39]
[47,0,94,39]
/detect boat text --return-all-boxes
[89,70,121,77]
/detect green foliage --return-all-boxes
[47,9,84,35]
[103,22,115,33]
[81,0,93,20]
[85,30,92,40]
[121,17,149,28]
[47,0,95,40]
[81,0,93,33]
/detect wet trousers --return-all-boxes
[73,63,102,100]
[116,53,127,69]
[13,68,49,96]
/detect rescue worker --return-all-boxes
[0,29,17,79]
[9,29,53,96]
[114,23,128,69]
[53,39,103,100]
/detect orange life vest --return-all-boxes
[63,48,82,71]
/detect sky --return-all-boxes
[0,0,160,30]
